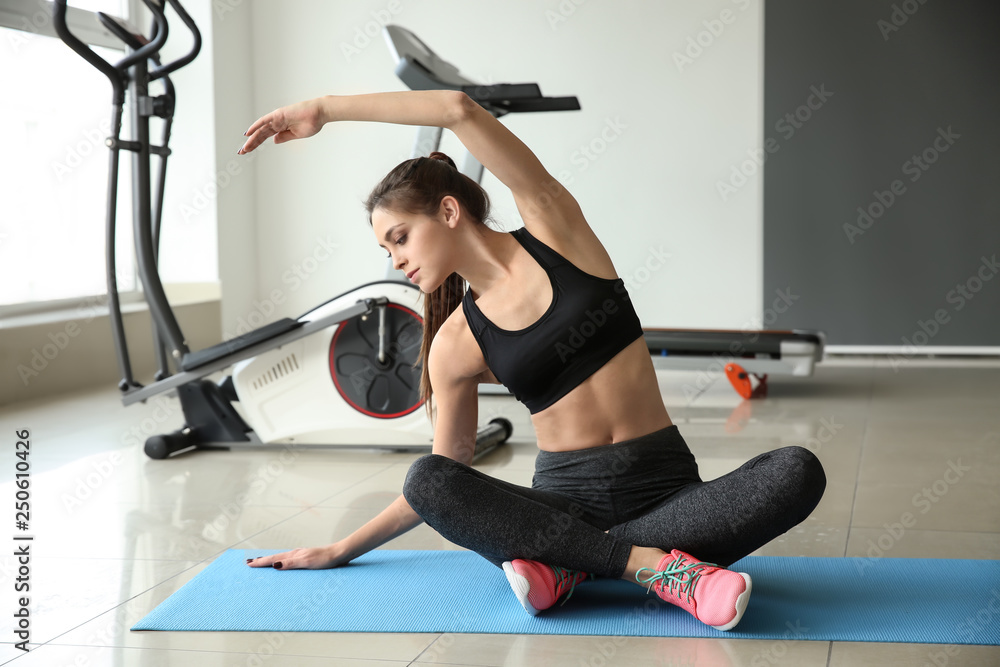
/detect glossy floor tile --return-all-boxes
[0,358,998,666]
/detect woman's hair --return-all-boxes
[364,151,493,423]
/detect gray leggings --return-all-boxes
[402,424,826,579]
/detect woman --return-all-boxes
[240,90,826,631]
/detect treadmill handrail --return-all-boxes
[384,25,474,89]
[383,24,580,116]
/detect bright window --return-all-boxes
[0,1,136,309]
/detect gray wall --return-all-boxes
[239,0,766,333]
[763,0,1000,347]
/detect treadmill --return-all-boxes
[383,25,826,399]
[645,328,825,398]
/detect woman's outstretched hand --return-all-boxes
[238,98,328,155]
[246,544,348,570]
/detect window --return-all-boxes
[0,0,136,312]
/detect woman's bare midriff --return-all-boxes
[528,337,673,452]
[460,224,673,452]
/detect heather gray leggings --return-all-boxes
[402,424,826,579]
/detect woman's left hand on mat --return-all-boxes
[246,545,344,570]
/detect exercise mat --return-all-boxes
[132,549,1000,644]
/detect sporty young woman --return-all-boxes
[239,90,826,631]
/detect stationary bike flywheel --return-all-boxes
[328,302,424,418]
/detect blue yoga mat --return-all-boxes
[133,549,1000,644]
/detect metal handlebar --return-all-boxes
[114,0,168,71]
[52,0,125,103]
[151,0,202,80]
[53,0,201,91]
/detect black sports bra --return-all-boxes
[461,227,644,414]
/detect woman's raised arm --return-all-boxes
[238,90,587,238]
[237,90,466,155]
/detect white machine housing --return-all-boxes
[231,281,434,447]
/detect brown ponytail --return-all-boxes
[364,152,493,423]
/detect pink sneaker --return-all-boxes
[636,549,752,631]
[502,559,590,615]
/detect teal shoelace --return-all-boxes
[552,566,589,606]
[635,555,717,604]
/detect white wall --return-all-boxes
[0,301,222,405]
[216,0,764,334]
[2,0,764,404]
[118,0,220,287]
[209,0,259,339]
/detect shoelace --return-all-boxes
[551,566,588,606]
[635,555,717,604]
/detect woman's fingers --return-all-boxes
[243,112,276,139]
[245,547,335,570]
[246,547,300,569]
[245,551,283,568]
[238,116,280,155]
[239,100,325,155]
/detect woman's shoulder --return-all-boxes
[433,304,492,382]
[521,221,621,283]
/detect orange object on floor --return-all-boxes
[725,363,768,399]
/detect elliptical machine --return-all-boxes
[54,2,578,459]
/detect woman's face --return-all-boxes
[372,206,451,293]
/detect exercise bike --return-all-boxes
[53,2,578,459]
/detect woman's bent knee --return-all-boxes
[402,454,463,511]
[782,445,827,512]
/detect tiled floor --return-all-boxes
[0,357,998,666]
